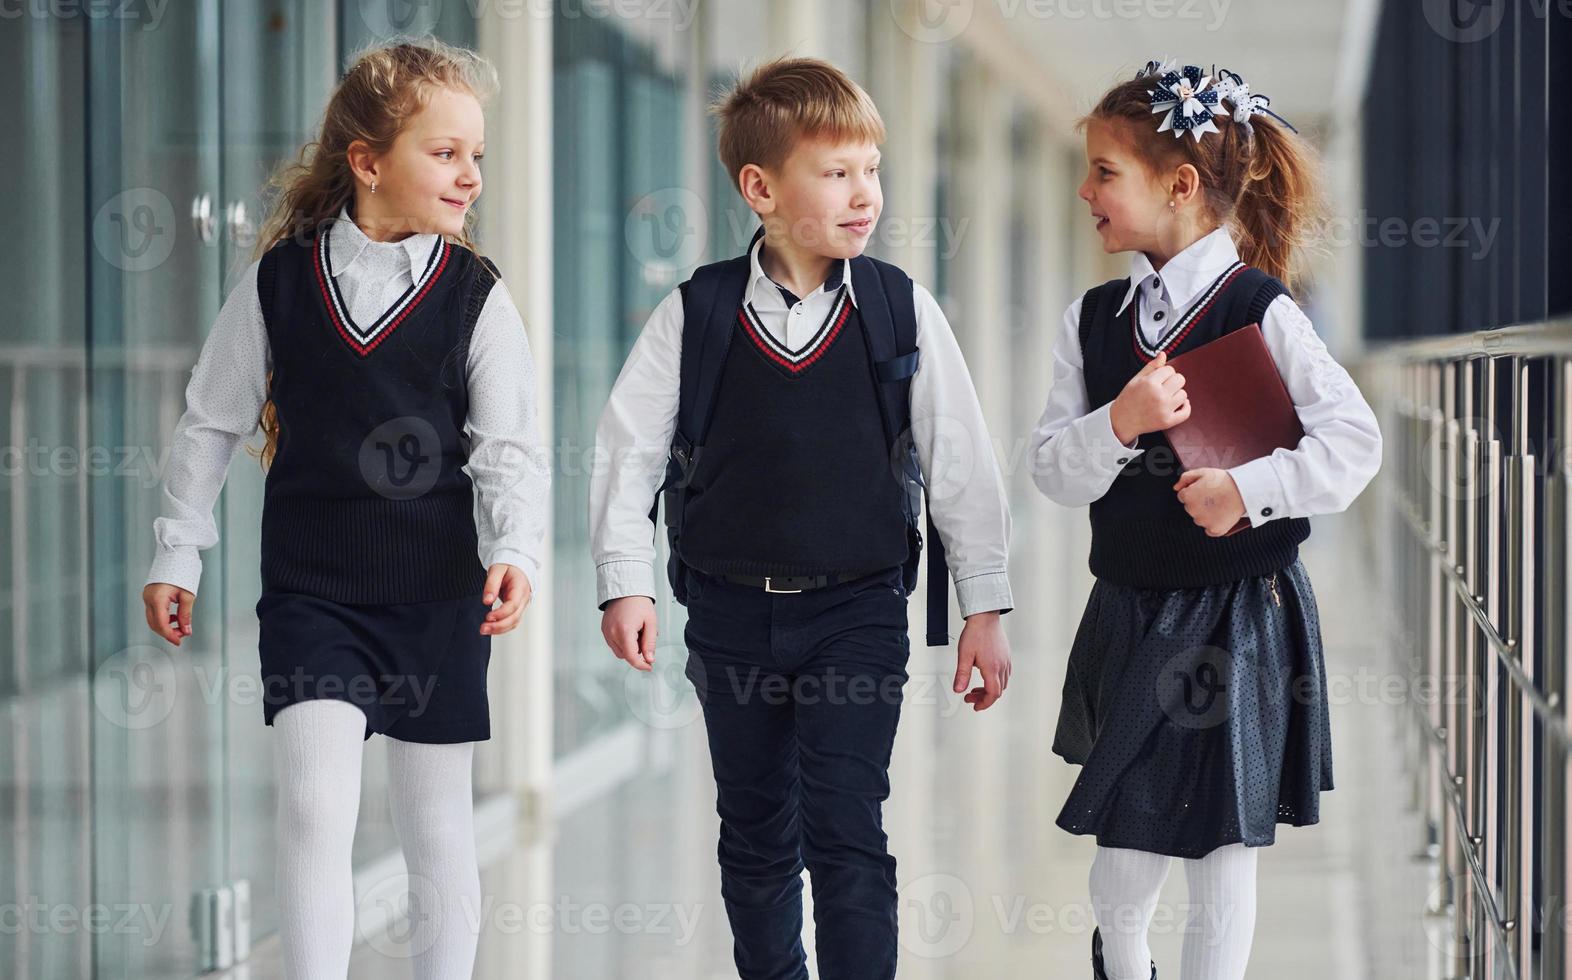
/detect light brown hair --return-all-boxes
[711,56,886,191]
[1078,69,1327,293]
[247,37,498,471]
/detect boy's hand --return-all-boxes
[1110,350,1189,445]
[1174,468,1247,536]
[142,583,195,646]
[602,596,658,671]
[481,563,533,636]
[953,610,1011,711]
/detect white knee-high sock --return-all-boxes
[1179,843,1258,980]
[274,699,369,980]
[385,737,482,980]
[1090,845,1172,980]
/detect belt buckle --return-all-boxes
[763,576,802,595]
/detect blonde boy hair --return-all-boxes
[710,57,886,190]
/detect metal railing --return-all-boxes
[1360,320,1572,979]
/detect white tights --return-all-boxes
[273,698,481,979]
[1089,843,1258,980]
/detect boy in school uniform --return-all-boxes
[589,57,1013,979]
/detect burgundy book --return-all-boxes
[1162,322,1304,536]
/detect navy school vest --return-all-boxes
[659,229,952,646]
[256,229,499,604]
[1078,263,1311,589]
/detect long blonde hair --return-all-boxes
[248,37,498,471]
[1078,67,1327,294]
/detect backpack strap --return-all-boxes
[850,253,948,647]
[651,229,757,600]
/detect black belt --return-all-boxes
[719,569,883,594]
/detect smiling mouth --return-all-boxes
[840,218,872,229]
[441,197,468,209]
[1094,215,1109,230]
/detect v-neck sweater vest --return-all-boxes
[1079,264,1312,589]
[676,296,912,578]
[255,232,495,604]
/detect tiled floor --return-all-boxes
[232,521,1434,979]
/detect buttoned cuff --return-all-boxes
[1228,455,1287,526]
[145,547,202,597]
[954,570,1013,619]
[596,559,657,610]
[1090,401,1143,471]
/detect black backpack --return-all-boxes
[651,231,951,647]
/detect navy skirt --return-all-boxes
[1052,557,1333,859]
[255,590,493,743]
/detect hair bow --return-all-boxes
[1210,67,1298,137]
[1145,64,1226,142]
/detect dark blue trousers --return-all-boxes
[682,564,911,980]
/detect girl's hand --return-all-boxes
[953,610,1011,711]
[601,596,657,672]
[142,583,195,646]
[1110,350,1190,444]
[1174,468,1247,535]
[481,563,532,636]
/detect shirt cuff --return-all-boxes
[1228,455,1287,526]
[596,559,657,610]
[145,548,202,597]
[954,570,1013,619]
[1090,401,1143,469]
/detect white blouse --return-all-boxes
[144,209,549,598]
[1029,226,1383,524]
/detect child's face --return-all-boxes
[1077,117,1170,255]
[757,136,882,260]
[367,86,485,239]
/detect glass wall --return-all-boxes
[1361,0,1571,338]
[551,7,690,759]
[0,13,91,979]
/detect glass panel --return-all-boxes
[0,16,91,979]
[86,1,229,976]
[218,0,338,946]
[552,13,688,758]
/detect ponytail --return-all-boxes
[1079,68,1327,294]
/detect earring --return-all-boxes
[370,180,377,194]
[1168,200,1176,210]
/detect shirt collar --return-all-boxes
[744,232,858,311]
[1116,225,1241,316]
[327,205,440,278]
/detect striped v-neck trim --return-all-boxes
[738,284,853,376]
[314,225,451,356]
[1131,261,1247,361]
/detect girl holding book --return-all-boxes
[1029,60,1383,980]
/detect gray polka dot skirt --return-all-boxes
[1052,557,1334,859]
